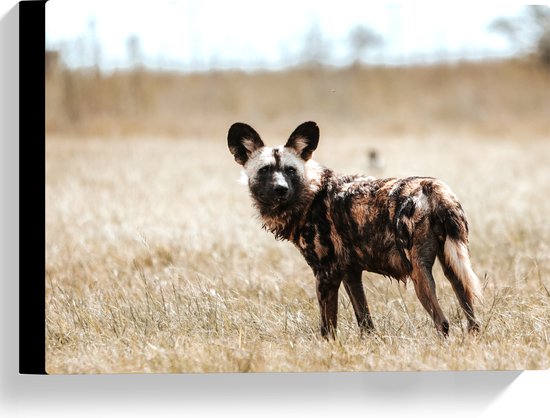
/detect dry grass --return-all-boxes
[46,132,550,374]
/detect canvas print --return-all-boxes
[45,1,550,373]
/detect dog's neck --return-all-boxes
[257,160,331,242]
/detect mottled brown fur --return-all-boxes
[228,121,482,338]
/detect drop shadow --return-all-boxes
[3,369,521,414]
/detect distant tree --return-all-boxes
[126,35,146,113]
[45,50,62,76]
[348,25,383,65]
[87,19,101,72]
[489,5,550,67]
[126,34,143,69]
[302,22,331,67]
[539,29,550,66]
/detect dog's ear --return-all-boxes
[227,123,265,165]
[284,121,319,161]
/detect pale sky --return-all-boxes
[45,1,534,71]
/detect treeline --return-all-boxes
[46,58,550,139]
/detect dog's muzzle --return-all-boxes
[273,184,289,201]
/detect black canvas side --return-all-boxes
[19,0,47,375]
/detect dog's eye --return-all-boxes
[285,167,296,175]
[259,166,270,173]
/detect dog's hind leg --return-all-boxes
[410,261,449,336]
[409,221,450,336]
[434,191,483,333]
[343,268,375,334]
[315,273,342,339]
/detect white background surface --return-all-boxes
[1,1,548,417]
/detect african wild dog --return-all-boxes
[227,121,483,338]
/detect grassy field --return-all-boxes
[46,131,550,373]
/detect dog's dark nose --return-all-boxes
[274,184,288,196]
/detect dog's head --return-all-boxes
[228,121,319,214]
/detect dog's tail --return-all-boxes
[435,191,483,303]
[443,237,483,303]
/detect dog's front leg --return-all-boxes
[315,272,342,339]
[343,268,375,334]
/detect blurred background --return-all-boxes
[45,1,550,139]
